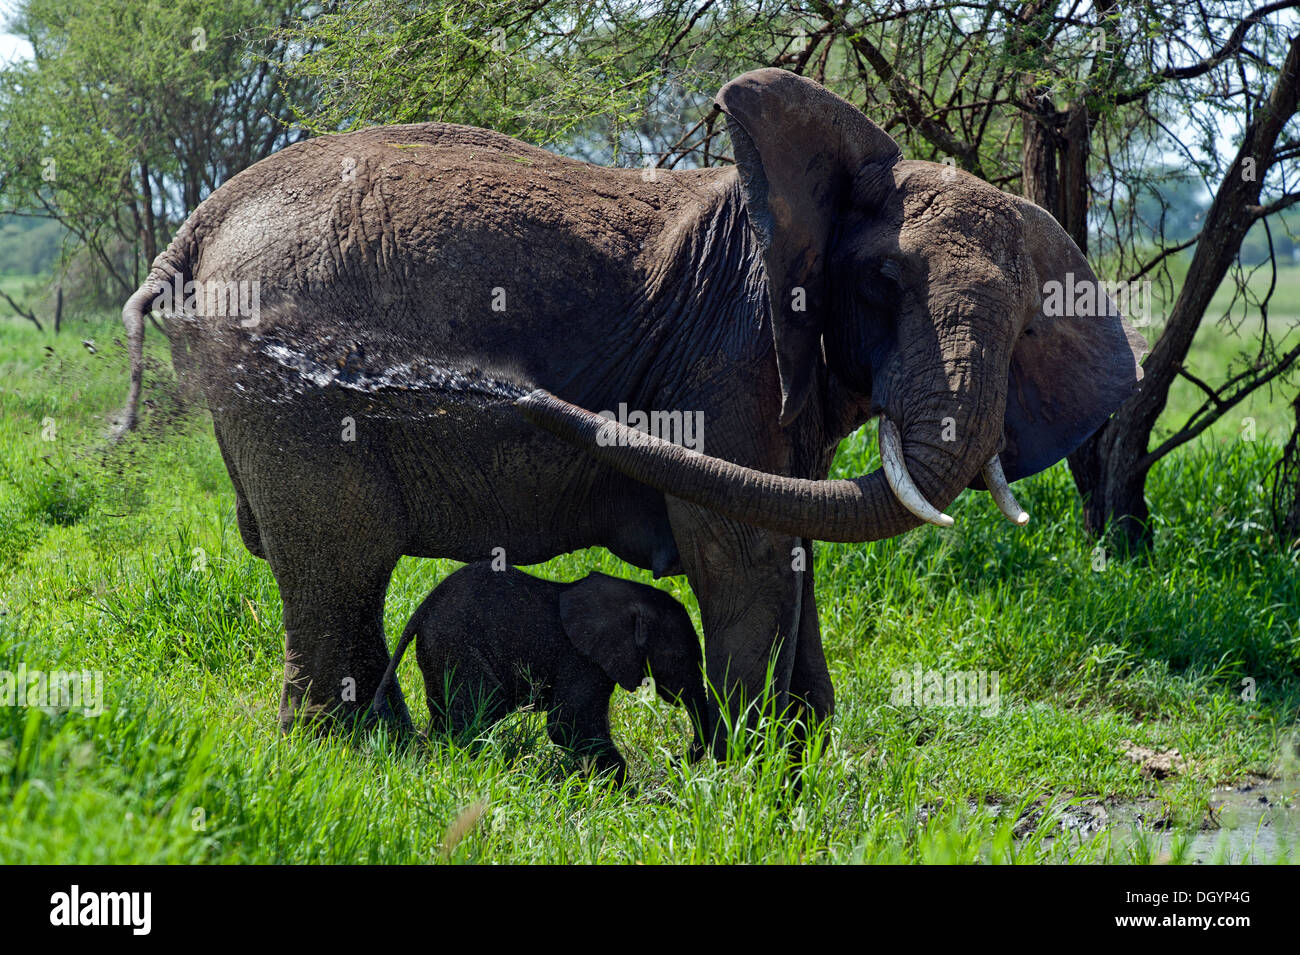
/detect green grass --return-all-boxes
[0,274,48,311]
[0,312,1297,864]
[1138,261,1300,444]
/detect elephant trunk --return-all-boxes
[874,361,1006,534]
[516,402,999,544]
[518,387,892,541]
[515,314,1009,543]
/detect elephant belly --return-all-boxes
[382,402,680,572]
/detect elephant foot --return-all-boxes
[278,659,414,738]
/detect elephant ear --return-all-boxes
[999,198,1148,481]
[715,68,902,426]
[559,574,647,692]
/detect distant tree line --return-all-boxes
[0,214,61,275]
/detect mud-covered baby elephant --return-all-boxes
[374,563,708,784]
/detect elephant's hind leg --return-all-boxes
[213,421,266,560]
[230,421,414,734]
[271,552,412,733]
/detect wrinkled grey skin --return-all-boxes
[120,69,1144,751]
[373,563,706,784]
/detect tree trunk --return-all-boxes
[1270,393,1300,549]
[1066,390,1152,551]
[1019,85,1141,542]
[1021,91,1060,221]
[1059,102,1092,252]
[1022,99,1092,238]
[140,158,158,267]
[1069,31,1300,549]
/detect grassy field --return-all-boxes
[0,300,1297,863]
[1135,261,1300,445]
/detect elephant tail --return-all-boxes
[112,222,195,439]
[374,615,421,721]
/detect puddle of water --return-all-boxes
[1135,778,1298,864]
[988,777,1298,863]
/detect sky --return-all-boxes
[0,32,31,65]
[0,0,30,65]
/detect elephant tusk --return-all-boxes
[983,454,1029,525]
[878,417,954,528]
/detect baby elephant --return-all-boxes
[374,563,707,784]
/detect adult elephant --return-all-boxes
[119,69,1144,750]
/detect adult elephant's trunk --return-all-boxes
[516,333,1009,543]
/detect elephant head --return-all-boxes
[559,573,708,760]
[519,68,1145,541]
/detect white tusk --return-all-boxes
[983,454,1029,525]
[879,417,954,528]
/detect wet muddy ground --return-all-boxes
[987,776,1298,863]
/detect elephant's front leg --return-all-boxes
[787,537,834,771]
[546,677,626,785]
[668,500,803,760]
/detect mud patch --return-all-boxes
[1120,739,1187,780]
[984,776,1297,863]
[1179,776,1299,863]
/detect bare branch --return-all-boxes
[1139,342,1300,471]
[1248,193,1300,218]
[1112,0,1300,105]
[0,286,44,332]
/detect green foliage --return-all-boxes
[0,313,1295,863]
[0,0,313,297]
[285,0,638,142]
[0,215,63,278]
[282,0,809,166]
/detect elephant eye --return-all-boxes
[856,257,905,314]
[878,258,903,284]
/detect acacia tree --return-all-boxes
[0,0,318,304]
[1060,9,1300,548]
[280,0,818,165]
